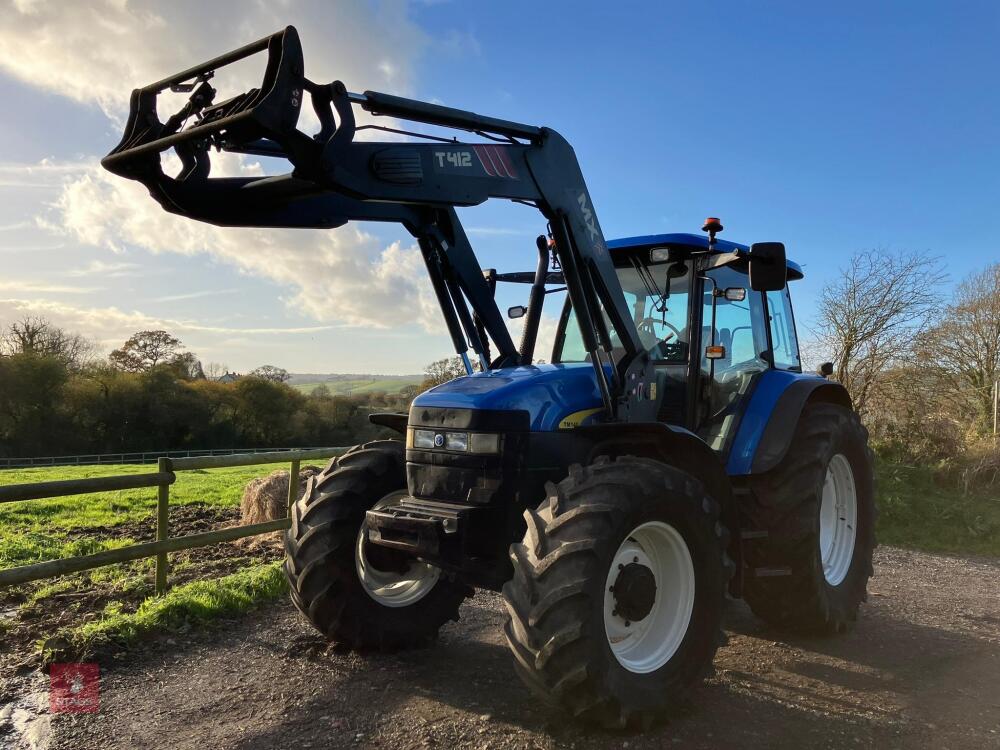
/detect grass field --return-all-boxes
[291,376,422,395]
[0,461,307,662]
[0,462,298,570]
[875,460,1000,558]
[1,456,996,662]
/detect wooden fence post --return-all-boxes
[287,459,301,515]
[155,456,172,595]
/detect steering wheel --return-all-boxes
[638,317,682,344]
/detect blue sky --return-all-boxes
[1,1,997,374]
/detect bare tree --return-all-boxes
[0,315,96,369]
[109,330,182,372]
[915,262,1000,429]
[816,249,945,415]
[204,362,228,380]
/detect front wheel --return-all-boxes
[284,441,471,650]
[502,456,732,728]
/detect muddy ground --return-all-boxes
[3,546,1000,750]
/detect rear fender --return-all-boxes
[727,373,852,475]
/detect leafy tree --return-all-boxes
[249,365,291,383]
[0,353,71,456]
[166,352,205,381]
[421,356,468,391]
[233,376,303,445]
[110,330,183,373]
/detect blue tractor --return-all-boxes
[104,27,875,728]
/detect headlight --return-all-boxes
[444,432,468,451]
[407,429,501,454]
[411,428,436,449]
[469,432,500,454]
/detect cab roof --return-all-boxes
[607,232,804,280]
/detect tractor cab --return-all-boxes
[551,232,805,453]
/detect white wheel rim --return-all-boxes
[819,453,858,586]
[355,491,440,608]
[603,521,696,674]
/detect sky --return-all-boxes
[0,0,997,375]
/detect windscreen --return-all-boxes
[555,259,692,363]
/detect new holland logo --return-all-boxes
[433,433,445,448]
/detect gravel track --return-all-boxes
[4,546,999,749]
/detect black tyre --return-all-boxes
[743,403,876,634]
[502,456,731,729]
[284,440,471,650]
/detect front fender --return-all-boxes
[576,422,732,509]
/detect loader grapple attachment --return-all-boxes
[102,26,306,178]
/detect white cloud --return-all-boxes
[0,280,100,294]
[66,259,143,278]
[0,297,341,353]
[48,154,444,332]
[504,312,562,363]
[0,0,427,117]
[153,289,239,303]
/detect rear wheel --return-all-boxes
[502,456,731,728]
[284,440,472,650]
[744,403,876,633]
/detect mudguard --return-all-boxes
[577,422,732,510]
[727,371,852,476]
[368,412,408,434]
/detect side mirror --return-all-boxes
[817,362,834,378]
[749,242,787,292]
[507,305,527,319]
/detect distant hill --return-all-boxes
[288,373,423,396]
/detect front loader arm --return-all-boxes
[102,25,652,417]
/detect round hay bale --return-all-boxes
[239,465,322,526]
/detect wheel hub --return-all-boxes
[612,562,657,622]
[819,453,858,586]
[603,521,696,674]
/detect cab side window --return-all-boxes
[765,288,801,371]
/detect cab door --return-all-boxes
[696,265,771,451]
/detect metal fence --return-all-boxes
[0,447,349,594]
[0,447,337,469]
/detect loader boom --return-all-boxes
[102,25,655,419]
